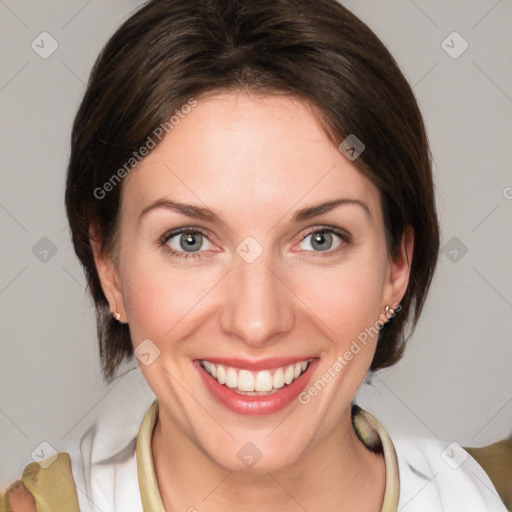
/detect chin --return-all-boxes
[205,440,307,474]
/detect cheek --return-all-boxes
[291,257,387,344]
[119,248,219,343]
[122,269,170,341]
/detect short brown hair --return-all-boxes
[65,0,440,383]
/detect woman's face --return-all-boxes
[95,90,411,471]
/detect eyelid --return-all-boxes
[296,225,351,245]
[160,226,212,245]
[298,224,351,241]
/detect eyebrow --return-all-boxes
[139,197,370,224]
[293,198,370,222]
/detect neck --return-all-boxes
[151,407,386,512]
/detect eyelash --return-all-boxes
[159,226,351,260]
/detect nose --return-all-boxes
[220,251,295,348]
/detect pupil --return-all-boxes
[312,232,332,251]
[180,232,202,251]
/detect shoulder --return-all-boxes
[1,479,36,512]
[466,437,512,510]
[392,435,509,511]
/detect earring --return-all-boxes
[385,305,394,316]
[112,311,121,321]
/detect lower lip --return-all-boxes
[195,359,319,416]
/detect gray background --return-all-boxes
[1,0,511,487]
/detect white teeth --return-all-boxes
[217,365,226,385]
[255,370,273,392]
[238,370,255,391]
[272,368,285,389]
[284,365,294,385]
[201,359,311,393]
[226,367,238,388]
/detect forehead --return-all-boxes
[121,91,381,223]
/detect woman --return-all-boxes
[1,0,507,510]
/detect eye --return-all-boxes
[161,228,214,258]
[297,228,347,253]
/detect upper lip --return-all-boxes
[196,356,318,371]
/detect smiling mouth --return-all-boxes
[199,359,312,396]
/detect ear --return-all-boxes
[382,225,414,310]
[89,224,127,323]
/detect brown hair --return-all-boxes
[65,0,439,383]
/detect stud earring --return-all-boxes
[112,311,121,321]
[385,305,394,316]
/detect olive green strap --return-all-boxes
[20,452,80,511]
[352,405,400,512]
[137,399,165,512]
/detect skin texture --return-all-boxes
[2,481,36,512]
[92,91,413,511]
